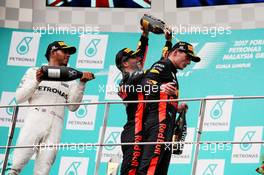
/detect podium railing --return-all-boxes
[0,96,264,175]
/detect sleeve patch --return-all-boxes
[147,79,158,85]
[150,69,160,74]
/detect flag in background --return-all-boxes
[46,0,151,8]
[177,0,264,7]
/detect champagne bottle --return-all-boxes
[172,110,187,155]
[140,14,166,34]
[256,156,264,174]
[41,66,83,81]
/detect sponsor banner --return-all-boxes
[7,32,40,67]
[66,95,99,130]
[97,127,123,162]
[192,42,226,70]
[76,34,108,69]
[203,95,233,131]
[231,126,263,163]
[0,91,28,128]
[58,156,89,175]
[196,159,225,175]
[104,65,122,100]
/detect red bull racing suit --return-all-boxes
[137,59,179,175]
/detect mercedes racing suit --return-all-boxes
[118,36,172,175]
[138,59,179,175]
[10,67,85,175]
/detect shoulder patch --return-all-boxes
[61,82,69,88]
[147,80,158,85]
[150,69,160,74]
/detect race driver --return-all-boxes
[137,41,200,175]
[115,26,177,175]
[8,41,94,175]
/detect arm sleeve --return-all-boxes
[135,35,149,67]
[67,81,86,112]
[15,68,40,104]
[161,40,172,60]
[126,70,145,85]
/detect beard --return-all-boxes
[131,62,142,71]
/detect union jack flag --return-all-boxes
[47,0,151,8]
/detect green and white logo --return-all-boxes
[231,126,263,163]
[114,72,122,88]
[99,127,123,162]
[75,100,90,119]
[77,34,108,69]
[105,65,123,100]
[66,95,98,131]
[8,32,40,66]
[202,164,217,175]
[64,161,81,175]
[203,95,233,131]
[0,91,28,128]
[239,131,255,151]
[85,39,100,57]
[210,100,225,119]
[6,98,17,116]
[58,157,89,175]
[16,37,33,55]
[196,159,225,175]
[105,131,120,151]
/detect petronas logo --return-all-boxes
[240,131,255,151]
[16,37,33,55]
[64,161,81,175]
[114,72,122,87]
[202,164,217,175]
[6,98,17,116]
[85,39,100,57]
[75,100,90,118]
[210,100,225,119]
[105,132,120,151]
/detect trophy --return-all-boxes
[140,14,170,34]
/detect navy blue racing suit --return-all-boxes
[118,37,172,175]
[137,59,179,175]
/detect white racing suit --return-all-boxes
[10,67,85,175]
